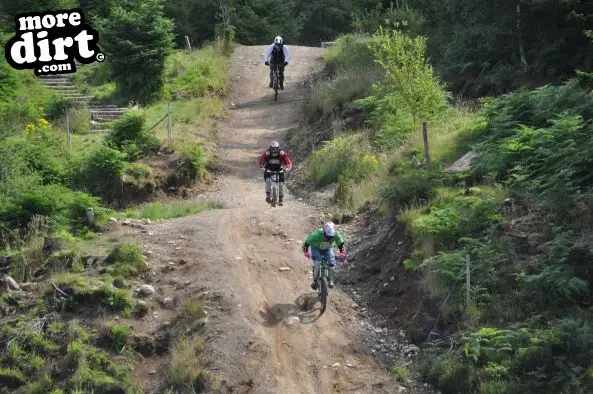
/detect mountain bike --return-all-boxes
[271,63,281,101]
[313,252,346,314]
[266,169,285,207]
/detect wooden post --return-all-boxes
[422,121,430,166]
[466,254,471,316]
[185,35,192,51]
[66,108,71,149]
[167,102,172,150]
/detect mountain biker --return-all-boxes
[263,36,292,90]
[258,140,293,206]
[302,222,346,290]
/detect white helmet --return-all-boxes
[274,36,283,45]
[323,222,336,238]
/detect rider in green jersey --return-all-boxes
[302,222,346,289]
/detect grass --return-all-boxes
[403,107,478,165]
[165,45,229,98]
[145,96,225,157]
[164,335,216,392]
[69,62,117,103]
[392,364,409,382]
[120,199,223,220]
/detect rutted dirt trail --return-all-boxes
[129,45,406,393]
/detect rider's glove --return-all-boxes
[284,62,288,66]
[265,61,269,66]
[337,252,346,261]
[304,252,312,258]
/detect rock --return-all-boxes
[109,217,118,222]
[143,219,152,225]
[122,219,132,226]
[404,345,420,354]
[331,362,341,368]
[149,370,157,375]
[390,276,395,281]
[399,330,406,338]
[278,267,291,272]
[235,257,242,260]
[178,259,188,265]
[162,297,175,309]
[139,284,155,296]
[374,328,383,333]
[383,283,388,287]
[147,232,154,236]
[4,275,20,291]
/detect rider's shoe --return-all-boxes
[310,282,318,290]
[279,84,284,90]
[269,82,273,88]
[266,194,271,204]
[278,198,283,206]
[328,280,335,288]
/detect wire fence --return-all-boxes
[64,101,173,150]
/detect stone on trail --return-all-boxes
[278,267,291,271]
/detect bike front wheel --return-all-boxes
[319,277,328,314]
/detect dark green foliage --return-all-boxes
[379,168,438,208]
[171,142,208,186]
[405,0,593,96]
[71,144,126,198]
[470,79,593,221]
[96,0,175,104]
[106,111,160,160]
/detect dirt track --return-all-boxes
[129,45,407,393]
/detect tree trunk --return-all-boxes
[517,3,528,71]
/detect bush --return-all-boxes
[102,243,147,278]
[165,46,229,98]
[107,111,161,160]
[0,184,104,233]
[379,169,438,209]
[308,133,379,187]
[72,144,126,198]
[0,124,70,185]
[46,273,133,315]
[44,96,73,121]
[171,142,208,186]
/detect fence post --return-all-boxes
[422,121,430,167]
[66,108,71,149]
[466,254,471,317]
[167,101,172,150]
[185,35,192,51]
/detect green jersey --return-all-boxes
[304,228,344,251]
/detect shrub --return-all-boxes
[308,133,378,187]
[44,95,74,121]
[0,184,104,233]
[165,46,229,98]
[171,142,208,186]
[0,125,70,185]
[102,243,147,278]
[378,169,438,209]
[73,144,126,197]
[164,336,214,392]
[106,111,161,160]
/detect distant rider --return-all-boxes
[263,36,292,90]
[258,140,293,206]
[302,222,346,289]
